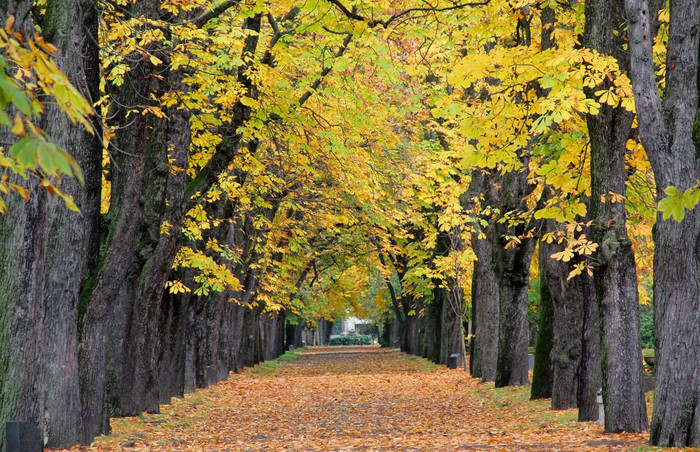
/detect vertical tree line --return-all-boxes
[1,0,699,449]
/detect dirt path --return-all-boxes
[60,347,650,451]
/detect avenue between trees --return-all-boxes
[0,0,698,450]
[59,347,651,451]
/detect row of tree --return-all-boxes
[0,0,699,449]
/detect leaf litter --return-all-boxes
[53,347,657,451]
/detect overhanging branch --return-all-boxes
[326,0,492,28]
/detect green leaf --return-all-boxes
[658,186,685,222]
[682,186,700,210]
[0,110,10,126]
[37,141,58,176]
[0,77,32,116]
[10,137,39,169]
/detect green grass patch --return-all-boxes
[402,353,442,372]
[246,351,303,377]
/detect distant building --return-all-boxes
[340,317,372,336]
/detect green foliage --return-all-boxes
[329,335,373,346]
[657,184,700,222]
[0,21,92,213]
[639,303,654,349]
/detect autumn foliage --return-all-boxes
[50,347,649,451]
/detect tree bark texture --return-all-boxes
[625,0,700,445]
[530,243,553,400]
[577,272,602,422]
[439,290,463,366]
[466,171,500,381]
[538,220,599,413]
[494,167,537,387]
[0,1,101,449]
[422,288,443,364]
[585,0,648,433]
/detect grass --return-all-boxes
[244,350,303,377]
[402,352,442,372]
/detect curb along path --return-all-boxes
[55,347,647,451]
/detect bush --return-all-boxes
[329,335,373,346]
[640,303,654,349]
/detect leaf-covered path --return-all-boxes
[61,347,648,451]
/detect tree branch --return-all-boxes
[326,0,491,28]
[297,32,353,108]
[192,0,241,28]
[624,0,668,173]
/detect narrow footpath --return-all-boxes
[58,347,649,451]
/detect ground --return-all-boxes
[54,347,659,451]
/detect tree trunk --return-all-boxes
[585,0,648,433]
[466,171,500,381]
[470,232,499,381]
[530,243,553,400]
[625,0,700,445]
[439,291,463,366]
[494,168,537,387]
[157,292,188,404]
[422,291,443,363]
[578,274,602,422]
[0,1,101,449]
[538,221,598,410]
[403,305,422,355]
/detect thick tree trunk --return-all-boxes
[422,291,443,363]
[439,292,463,366]
[494,169,537,387]
[0,1,100,449]
[585,0,648,433]
[403,305,422,355]
[469,233,499,381]
[530,244,553,400]
[262,312,287,360]
[157,292,188,404]
[625,0,700,445]
[538,221,599,411]
[78,0,162,437]
[466,171,499,381]
[578,275,602,422]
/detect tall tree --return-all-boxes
[625,0,700,446]
[537,219,601,418]
[466,170,499,381]
[0,0,101,449]
[584,0,648,433]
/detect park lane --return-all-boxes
[55,347,647,451]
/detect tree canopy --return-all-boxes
[1,0,699,449]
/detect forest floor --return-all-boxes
[56,346,660,451]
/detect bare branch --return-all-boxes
[192,0,240,28]
[326,0,491,28]
[297,33,353,107]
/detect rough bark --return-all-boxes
[530,244,553,400]
[403,300,422,355]
[466,171,500,381]
[625,0,700,445]
[585,0,648,433]
[157,292,188,404]
[538,220,599,412]
[422,290,443,363]
[78,0,162,437]
[0,1,101,449]
[577,273,601,422]
[494,166,537,387]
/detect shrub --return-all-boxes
[329,335,373,346]
[639,303,654,349]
